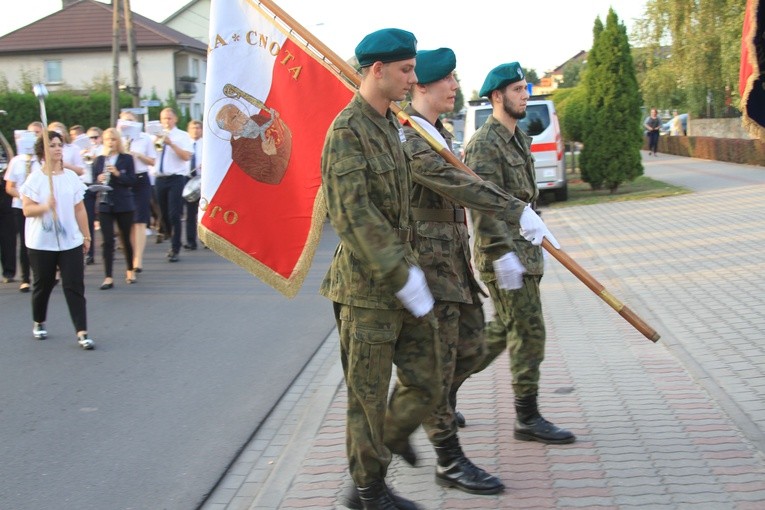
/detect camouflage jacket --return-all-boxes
[403,105,525,302]
[319,92,417,309]
[464,115,544,276]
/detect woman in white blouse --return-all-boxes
[20,131,94,350]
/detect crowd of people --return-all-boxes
[1,108,204,349]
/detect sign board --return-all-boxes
[121,107,148,115]
[116,119,143,139]
[145,120,164,136]
[140,100,162,107]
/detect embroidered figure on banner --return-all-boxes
[208,83,292,185]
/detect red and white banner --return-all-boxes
[740,0,764,139]
[201,0,354,297]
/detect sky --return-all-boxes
[0,0,649,95]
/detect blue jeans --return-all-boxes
[647,130,659,154]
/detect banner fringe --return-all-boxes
[741,0,763,139]
[198,189,328,299]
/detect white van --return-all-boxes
[463,98,567,201]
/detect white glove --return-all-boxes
[493,252,525,290]
[395,266,435,318]
[519,205,560,248]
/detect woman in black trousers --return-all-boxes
[93,128,136,289]
[20,131,94,349]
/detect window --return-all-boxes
[518,105,550,137]
[474,108,492,132]
[191,58,200,80]
[44,60,62,83]
[471,104,551,138]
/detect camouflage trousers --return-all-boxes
[421,297,486,443]
[472,274,546,398]
[333,302,441,486]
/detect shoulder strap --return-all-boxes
[409,115,452,154]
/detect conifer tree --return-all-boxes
[580,9,644,192]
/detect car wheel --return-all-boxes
[554,183,568,202]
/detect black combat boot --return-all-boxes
[351,480,419,510]
[513,394,576,444]
[433,434,505,495]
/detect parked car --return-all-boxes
[661,113,688,135]
[463,97,567,201]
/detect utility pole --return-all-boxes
[123,0,140,108]
[110,0,121,126]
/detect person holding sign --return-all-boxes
[4,123,42,292]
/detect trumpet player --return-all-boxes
[94,128,136,289]
[153,108,193,263]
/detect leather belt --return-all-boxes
[412,207,466,223]
[394,228,412,243]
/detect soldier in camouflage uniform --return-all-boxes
[400,48,556,496]
[320,29,440,510]
[461,62,576,445]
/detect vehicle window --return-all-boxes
[518,105,550,136]
[472,104,550,137]
[475,109,492,132]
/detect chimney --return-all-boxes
[62,0,80,8]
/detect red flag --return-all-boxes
[740,0,765,139]
[201,0,354,297]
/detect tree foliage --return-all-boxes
[552,85,588,142]
[633,0,746,117]
[0,90,147,135]
[525,68,540,85]
[559,60,584,89]
[579,9,644,192]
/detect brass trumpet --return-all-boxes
[154,131,168,153]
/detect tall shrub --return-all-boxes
[580,9,644,192]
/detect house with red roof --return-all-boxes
[0,0,208,119]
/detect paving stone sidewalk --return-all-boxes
[203,182,765,510]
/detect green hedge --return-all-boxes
[0,91,170,139]
[649,136,765,166]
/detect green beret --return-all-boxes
[479,62,526,97]
[355,28,417,67]
[415,48,456,84]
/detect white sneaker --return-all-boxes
[33,322,47,340]
[77,334,94,350]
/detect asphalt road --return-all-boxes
[0,221,340,510]
[641,150,765,190]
